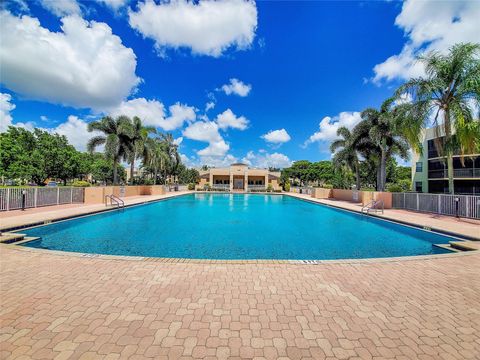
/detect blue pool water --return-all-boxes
[22,194,452,260]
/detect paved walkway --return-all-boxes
[1,247,479,359]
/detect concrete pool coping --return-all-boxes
[1,191,477,264]
[2,238,478,265]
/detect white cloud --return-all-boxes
[241,151,291,169]
[0,93,35,132]
[0,11,140,111]
[393,92,413,106]
[110,98,196,130]
[179,153,199,167]
[0,93,15,132]
[220,78,251,97]
[38,0,81,17]
[304,111,362,147]
[173,137,183,146]
[199,154,238,167]
[3,0,29,12]
[0,93,16,132]
[182,120,229,158]
[40,115,48,122]
[96,0,129,11]
[261,128,291,144]
[0,94,97,149]
[205,101,215,112]
[215,109,248,130]
[197,140,230,157]
[128,0,257,57]
[373,0,480,83]
[53,115,101,152]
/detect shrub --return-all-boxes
[187,183,195,190]
[322,184,333,189]
[204,183,210,191]
[360,187,375,192]
[283,180,291,192]
[398,179,412,191]
[266,184,273,192]
[386,183,403,193]
[72,180,91,187]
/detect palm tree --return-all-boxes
[357,99,409,191]
[396,42,480,194]
[330,127,361,190]
[145,137,169,185]
[87,116,133,185]
[160,133,181,183]
[126,116,156,184]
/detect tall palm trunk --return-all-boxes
[444,110,455,194]
[375,164,380,191]
[379,149,386,192]
[113,158,118,185]
[446,153,454,194]
[354,161,361,190]
[153,168,157,185]
[130,157,135,185]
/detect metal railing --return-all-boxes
[361,200,384,214]
[392,192,480,219]
[210,184,230,191]
[428,168,480,179]
[0,187,84,211]
[247,185,266,192]
[105,194,124,209]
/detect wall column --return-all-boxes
[265,174,268,188]
[209,173,213,187]
[230,173,233,191]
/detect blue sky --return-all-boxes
[1,0,478,168]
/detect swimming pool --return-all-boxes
[22,193,453,260]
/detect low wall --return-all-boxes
[311,187,392,209]
[312,188,332,199]
[84,185,166,204]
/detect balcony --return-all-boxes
[454,168,480,178]
[211,184,230,191]
[428,169,480,179]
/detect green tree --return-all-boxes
[288,160,311,185]
[87,116,133,185]
[0,127,37,183]
[396,43,480,193]
[178,165,200,184]
[307,161,334,186]
[357,99,409,191]
[126,116,156,184]
[161,133,181,183]
[144,137,169,185]
[89,153,126,184]
[0,127,83,185]
[330,127,361,190]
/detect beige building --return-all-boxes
[198,163,281,191]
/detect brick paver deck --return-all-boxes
[1,246,479,359]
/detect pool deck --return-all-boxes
[1,191,480,359]
[1,243,480,359]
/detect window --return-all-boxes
[415,162,423,172]
[415,182,423,192]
